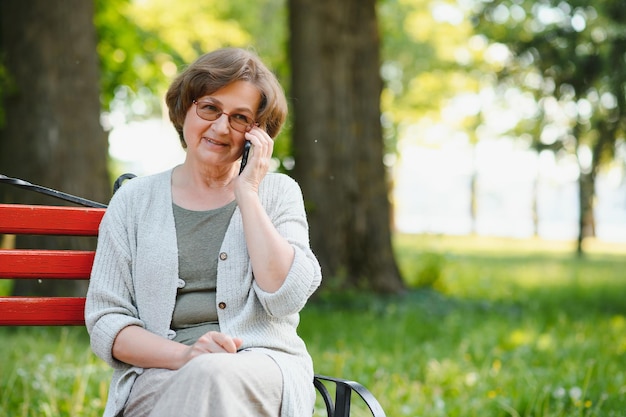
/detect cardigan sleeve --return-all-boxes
[85,189,144,369]
[252,174,322,316]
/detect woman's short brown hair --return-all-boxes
[165,48,288,148]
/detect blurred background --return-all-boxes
[3,0,626,292]
[110,114,626,242]
[95,0,626,246]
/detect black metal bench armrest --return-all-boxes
[113,173,137,193]
[314,374,386,417]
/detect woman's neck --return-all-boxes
[171,164,237,210]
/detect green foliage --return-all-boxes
[2,235,625,416]
[0,280,12,296]
[378,0,486,152]
[472,1,626,166]
[95,0,181,116]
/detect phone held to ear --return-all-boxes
[239,140,251,175]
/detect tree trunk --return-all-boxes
[469,147,478,235]
[576,171,595,257]
[288,0,404,292]
[0,0,110,296]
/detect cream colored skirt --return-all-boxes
[123,350,283,417]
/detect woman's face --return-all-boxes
[182,80,261,169]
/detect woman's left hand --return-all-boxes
[233,126,294,293]
[235,126,274,195]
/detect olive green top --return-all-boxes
[171,200,237,345]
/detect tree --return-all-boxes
[288,0,404,292]
[0,0,110,295]
[473,0,626,255]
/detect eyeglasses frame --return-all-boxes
[192,99,258,133]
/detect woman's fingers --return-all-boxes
[236,127,274,193]
[233,337,244,350]
[192,331,243,355]
[210,331,240,353]
[245,127,274,163]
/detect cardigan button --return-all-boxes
[218,302,226,309]
[219,252,228,261]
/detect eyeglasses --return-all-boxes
[193,100,257,133]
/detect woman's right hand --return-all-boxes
[183,331,244,362]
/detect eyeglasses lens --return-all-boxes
[194,101,253,133]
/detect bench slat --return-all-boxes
[0,297,85,325]
[0,250,95,279]
[0,204,104,235]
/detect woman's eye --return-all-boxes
[233,113,251,123]
[201,104,220,112]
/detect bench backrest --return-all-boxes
[0,204,106,325]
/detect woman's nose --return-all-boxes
[212,113,231,133]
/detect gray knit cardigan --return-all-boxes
[85,169,322,417]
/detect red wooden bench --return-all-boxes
[0,174,386,417]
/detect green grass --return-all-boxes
[2,234,626,416]
[0,327,110,416]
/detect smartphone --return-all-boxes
[239,140,251,175]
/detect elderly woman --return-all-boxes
[85,48,322,417]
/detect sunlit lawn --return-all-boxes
[1,234,625,416]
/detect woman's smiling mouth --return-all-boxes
[204,137,229,147]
